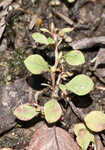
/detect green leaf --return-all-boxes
[59,84,67,92]
[48,37,55,44]
[74,123,94,150]
[40,28,51,34]
[13,103,40,121]
[64,50,85,65]
[59,27,74,36]
[84,111,105,132]
[66,74,94,96]
[24,54,49,74]
[32,32,49,45]
[65,36,72,43]
[44,99,62,123]
[74,123,86,136]
[67,0,75,3]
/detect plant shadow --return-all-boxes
[26,74,48,91]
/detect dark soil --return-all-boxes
[1,0,105,149]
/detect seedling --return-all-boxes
[14,23,94,124]
[13,23,97,149]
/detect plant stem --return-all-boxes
[50,40,62,90]
[68,99,85,121]
[51,72,55,89]
[54,39,62,69]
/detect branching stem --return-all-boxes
[50,39,62,90]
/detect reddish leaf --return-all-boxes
[28,124,81,150]
[13,103,39,121]
[44,99,62,123]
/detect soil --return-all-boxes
[1,0,105,149]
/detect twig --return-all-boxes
[95,135,104,150]
[52,10,74,26]
[69,36,105,49]
[68,99,85,121]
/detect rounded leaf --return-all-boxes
[59,84,67,92]
[59,28,74,36]
[64,50,85,65]
[67,0,75,3]
[74,123,94,150]
[24,54,49,74]
[40,28,50,33]
[84,111,105,132]
[65,36,72,43]
[32,32,49,45]
[66,74,94,96]
[74,123,86,136]
[14,103,39,121]
[44,99,62,123]
[48,37,55,44]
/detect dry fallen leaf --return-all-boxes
[0,0,13,39]
[29,124,81,150]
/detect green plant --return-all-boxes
[14,23,94,123]
[13,23,95,149]
[74,110,105,150]
[67,0,76,3]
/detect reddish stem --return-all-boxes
[50,72,55,89]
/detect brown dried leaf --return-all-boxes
[28,124,81,150]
